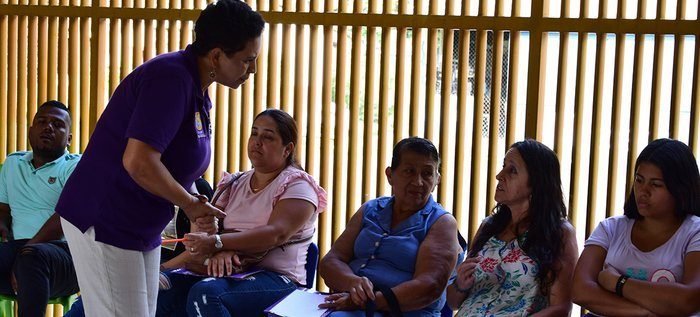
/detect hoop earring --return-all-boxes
[209,70,216,79]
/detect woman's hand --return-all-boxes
[318,293,362,311]
[455,256,481,292]
[194,216,219,235]
[598,264,622,293]
[183,232,216,256]
[346,276,375,306]
[207,250,242,277]
[182,195,226,223]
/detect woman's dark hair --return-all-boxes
[468,139,567,295]
[254,109,302,170]
[390,137,440,170]
[192,0,265,56]
[623,138,700,219]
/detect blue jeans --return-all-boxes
[156,270,297,317]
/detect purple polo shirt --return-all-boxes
[56,45,212,251]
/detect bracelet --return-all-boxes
[615,275,628,297]
[376,285,402,317]
[452,281,471,294]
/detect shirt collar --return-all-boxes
[377,195,437,215]
[20,150,69,170]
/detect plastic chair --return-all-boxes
[0,293,77,317]
[304,242,319,289]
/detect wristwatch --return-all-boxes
[214,234,223,249]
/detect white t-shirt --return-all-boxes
[586,215,700,282]
[586,214,700,316]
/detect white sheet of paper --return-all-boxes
[265,289,330,317]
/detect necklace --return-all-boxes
[250,175,275,193]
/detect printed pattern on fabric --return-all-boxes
[457,236,546,317]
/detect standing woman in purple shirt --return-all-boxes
[55,1,265,315]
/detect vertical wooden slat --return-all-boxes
[505,0,521,150]
[132,0,145,67]
[89,0,108,132]
[168,0,180,52]
[38,1,47,103]
[47,0,58,100]
[57,0,68,102]
[227,87,240,173]
[279,0,293,113]
[305,0,320,177]
[144,0,157,61]
[108,0,121,95]
[27,1,38,138]
[293,0,306,168]
[568,0,591,226]
[179,0,191,48]
[156,0,167,55]
[332,0,349,239]
[625,0,648,195]
[376,0,392,197]
[584,1,611,233]
[523,0,545,139]
[68,0,80,153]
[393,0,407,144]
[668,0,688,140]
[648,0,667,140]
[454,0,471,235]
[438,0,455,206]
[485,0,507,215]
[669,34,685,139]
[586,31,608,235]
[7,8,17,153]
[424,0,438,140]
[214,86,228,185]
[346,0,362,222]
[17,12,28,150]
[239,81,252,171]
[80,4,90,150]
[318,0,335,286]
[362,0,379,203]
[605,0,627,218]
[0,2,7,159]
[253,0,267,115]
[554,0,571,157]
[691,33,700,155]
[266,0,280,109]
[408,0,423,136]
[121,0,134,78]
[469,27,488,235]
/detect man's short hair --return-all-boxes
[38,100,70,113]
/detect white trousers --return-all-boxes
[61,217,160,317]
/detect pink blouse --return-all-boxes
[214,166,327,284]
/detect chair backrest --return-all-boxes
[304,242,319,288]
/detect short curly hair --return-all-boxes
[191,0,265,56]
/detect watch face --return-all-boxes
[215,235,223,249]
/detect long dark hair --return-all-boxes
[624,138,700,219]
[254,109,303,170]
[468,139,567,294]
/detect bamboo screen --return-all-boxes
[1,0,699,306]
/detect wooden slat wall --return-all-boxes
[1,0,699,307]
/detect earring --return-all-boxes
[209,70,216,79]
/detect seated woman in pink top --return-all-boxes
[572,138,700,316]
[156,109,327,317]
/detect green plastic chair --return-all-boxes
[0,293,77,317]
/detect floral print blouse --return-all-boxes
[456,235,547,316]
